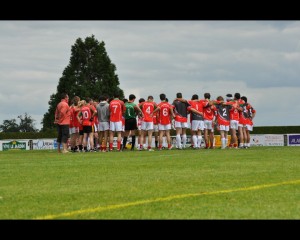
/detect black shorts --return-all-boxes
[57,124,70,143]
[83,126,93,134]
[125,118,137,131]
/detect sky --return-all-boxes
[0,20,300,130]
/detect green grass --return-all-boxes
[0,147,299,219]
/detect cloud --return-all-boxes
[0,21,300,130]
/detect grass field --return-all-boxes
[0,147,299,219]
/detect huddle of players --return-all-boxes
[68,92,256,152]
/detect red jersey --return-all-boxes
[203,103,216,121]
[81,105,93,126]
[109,98,126,122]
[157,102,173,125]
[140,101,157,122]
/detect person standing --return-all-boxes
[122,94,143,150]
[172,93,190,149]
[139,95,157,151]
[54,93,71,153]
[153,93,175,150]
[109,94,126,151]
[96,95,110,152]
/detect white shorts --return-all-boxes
[159,124,171,131]
[110,121,123,132]
[141,121,154,131]
[230,120,239,130]
[191,120,204,131]
[98,122,110,131]
[69,127,79,134]
[204,120,213,130]
[153,124,159,132]
[219,125,229,131]
[246,124,253,131]
[174,121,188,129]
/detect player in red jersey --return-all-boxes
[241,96,256,148]
[152,93,175,150]
[187,94,207,149]
[77,100,97,152]
[234,93,246,148]
[69,96,80,152]
[226,93,239,148]
[139,96,157,151]
[109,94,126,151]
[137,98,146,150]
[202,93,217,149]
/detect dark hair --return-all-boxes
[160,93,166,101]
[234,93,241,100]
[204,93,210,99]
[99,95,106,102]
[139,98,145,103]
[241,96,247,103]
[86,97,93,103]
[176,92,182,98]
[147,95,154,100]
[72,96,80,106]
[123,98,128,103]
[217,96,224,101]
[129,94,136,100]
[226,93,232,98]
[61,93,68,99]
[191,94,198,100]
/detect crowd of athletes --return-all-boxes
[54,92,256,153]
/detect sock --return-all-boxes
[176,134,181,148]
[192,135,197,148]
[122,137,128,149]
[182,134,187,148]
[131,136,136,149]
[221,138,226,148]
[197,136,202,148]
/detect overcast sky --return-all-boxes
[0,21,299,130]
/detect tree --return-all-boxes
[42,35,124,131]
[0,113,37,132]
[18,113,38,132]
[0,119,19,132]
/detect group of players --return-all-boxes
[55,91,256,153]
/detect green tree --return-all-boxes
[18,113,38,132]
[0,119,19,132]
[41,35,124,131]
[0,113,37,133]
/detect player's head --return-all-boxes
[72,96,80,106]
[191,94,198,100]
[160,93,166,101]
[204,93,210,100]
[129,94,136,101]
[148,95,154,101]
[217,96,224,101]
[139,98,145,103]
[241,96,247,103]
[226,93,233,101]
[176,92,182,98]
[123,98,128,103]
[234,93,241,100]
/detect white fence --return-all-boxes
[1,134,299,151]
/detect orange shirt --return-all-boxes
[55,99,70,125]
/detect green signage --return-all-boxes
[2,141,26,151]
